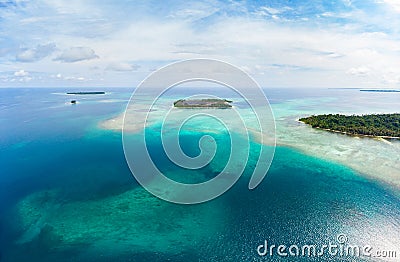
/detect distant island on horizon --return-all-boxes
[300,113,400,139]
[360,89,400,93]
[67,91,105,95]
[173,98,233,108]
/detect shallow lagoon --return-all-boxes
[0,87,399,261]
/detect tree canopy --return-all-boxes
[299,114,400,138]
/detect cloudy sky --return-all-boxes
[0,0,400,88]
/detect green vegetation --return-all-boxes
[299,113,400,138]
[360,89,400,93]
[174,98,232,108]
[67,91,105,95]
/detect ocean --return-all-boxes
[0,87,399,261]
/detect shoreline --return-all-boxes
[99,113,400,197]
[314,127,400,140]
[249,127,400,192]
[296,120,400,140]
[276,139,400,195]
[298,113,400,140]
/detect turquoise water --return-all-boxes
[1,88,399,261]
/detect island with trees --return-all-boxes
[360,89,400,93]
[299,113,400,139]
[67,91,105,95]
[173,98,233,108]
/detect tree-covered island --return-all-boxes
[67,91,105,95]
[174,98,233,108]
[299,113,400,138]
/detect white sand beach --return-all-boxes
[99,93,400,194]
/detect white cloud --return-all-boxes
[169,6,219,21]
[343,0,352,7]
[14,69,29,77]
[1,0,400,88]
[55,47,99,63]
[106,62,139,72]
[381,67,400,85]
[50,73,63,79]
[382,0,400,12]
[19,76,33,82]
[64,75,86,81]
[16,43,56,62]
[347,66,371,76]
[259,6,291,15]
[12,69,33,82]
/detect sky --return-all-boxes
[0,0,400,88]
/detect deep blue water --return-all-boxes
[0,88,399,261]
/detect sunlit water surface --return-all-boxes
[0,88,399,261]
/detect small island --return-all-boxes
[67,91,105,95]
[299,113,400,139]
[173,98,232,108]
[360,89,400,93]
